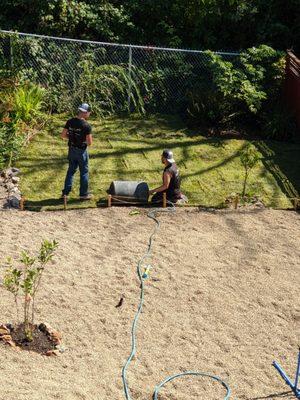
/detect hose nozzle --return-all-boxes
[142,265,151,279]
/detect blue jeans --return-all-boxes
[63,146,89,196]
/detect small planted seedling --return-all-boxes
[3,239,58,341]
[239,143,260,197]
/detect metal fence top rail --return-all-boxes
[0,29,240,56]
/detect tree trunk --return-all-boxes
[242,170,248,197]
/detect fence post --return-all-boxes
[127,45,132,112]
[9,36,14,69]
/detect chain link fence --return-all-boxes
[0,30,239,115]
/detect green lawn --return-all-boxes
[17,114,300,210]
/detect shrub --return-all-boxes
[3,240,58,341]
[0,82,46,168]
[0,121,24,168]
[13,83,45,123]
[76,58,145,116]
[186,45,286,134]
[239,143,260,197]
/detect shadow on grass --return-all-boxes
[255,141,300,201]
[19,147,246,188]
[19,137,244,181]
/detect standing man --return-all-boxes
[149,149,188,205]
[61,103,93,200]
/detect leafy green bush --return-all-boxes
[0,82,46,168]
[261,100,298,140]
[1,34,295,139]
[186,45,287,137]
[136,50,195,113]
[0,121,24,168]
[13,84,45,123]
[76,59,145,116]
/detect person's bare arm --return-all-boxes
[86,134,93,146]
[61,128,68,140]
[149,172,171,194]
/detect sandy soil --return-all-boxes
[0,207,299,400]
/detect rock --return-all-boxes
[0,326,10,336]
[38,323,52,333]
[255,201,264,208]
[49,331,62,345]
[5,167,20,177]
[0,334,12,342]
[5,324,14,332]
[11,176,20,184]
[5,182,15,191]
[56,344,66,353]
[10,186,21,194]
[38,323,62,344]
[8,196,20,209]
[44,349,59,357]
[6,340,17,348]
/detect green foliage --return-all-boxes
[2,239,58,340]
[262,101,298,140]
[239,143,260,196]
[0,119,26,168]
[186,45,286,134]
[0,34,295,141]
[1,0,299,53]
[13,84,45,123]
[0,81,46,168]
[138,52,193,113]
[77,59,145,116]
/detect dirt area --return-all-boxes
[0,207,299,400]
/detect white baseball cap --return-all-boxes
[162,149,175,163]
[78,103,91,113]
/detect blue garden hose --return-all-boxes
[153,371,231,399]
[121,202,231,400]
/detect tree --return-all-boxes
[3,239,58,341]
[239,144,260,197]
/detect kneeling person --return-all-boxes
[149,149,188,205]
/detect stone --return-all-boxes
[6,340,17,348]
[8,196,20,209]
[55,344,66,353]
[10,188,21,197]
[5,167,20,177]
[44,349,59,357]
[0,327,10,336]
[5,182,15,191]
[49,331,62,345]
[38,322,53,333]
[0,328,9,336]
[0,334,12,342]
[5,324,13,332]
[11,177,20,184]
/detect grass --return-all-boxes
[16,114,300,211]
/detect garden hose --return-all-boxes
[121,202,231,400]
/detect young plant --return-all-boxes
[13,83,45,124]
[2,239,58,341]
[239,144,260,197]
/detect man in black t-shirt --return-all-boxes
[61,103,93,200]
[149,149,188,205]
